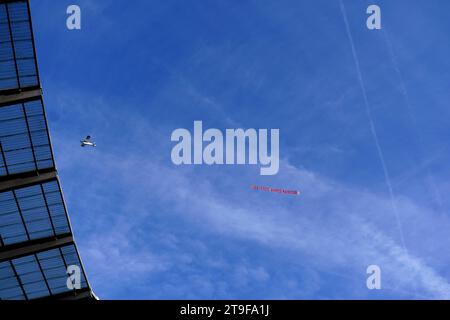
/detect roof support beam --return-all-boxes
[34,253,53,297]
[9,260,28,300]
[11,189,31,241]
[34,287,95,301]
[60,289,96,300]
[0,233,73,262]
[0,170,57,193]
[21,102,39,171]
[0,88,42,107]
[40,184,57,236]
[4,3,21,90]
[0,142,9,175]
[0,0,30,4]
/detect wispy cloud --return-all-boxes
[48,92,450,299]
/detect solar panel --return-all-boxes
[0,244,88,300]
[0,180,71,247]
[0,97,55,177]
[0,0,39,92]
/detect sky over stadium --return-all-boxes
[29,0,450,299]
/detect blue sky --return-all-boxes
[29,0,450,299]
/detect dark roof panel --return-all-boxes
[0,244,88,300]
[0,180,71,247]
[0,0,39,92]
[0,98,55,177]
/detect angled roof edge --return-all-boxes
[0,0,96,300]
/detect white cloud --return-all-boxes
[60,138,450,298]
[47,87,450,300]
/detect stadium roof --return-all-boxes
[0,0,95,300]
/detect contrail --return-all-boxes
[382,28,445,210]
[339,0,407,253]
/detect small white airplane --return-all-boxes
[80,135,96,148]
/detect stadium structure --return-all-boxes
[0,0,95,300]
